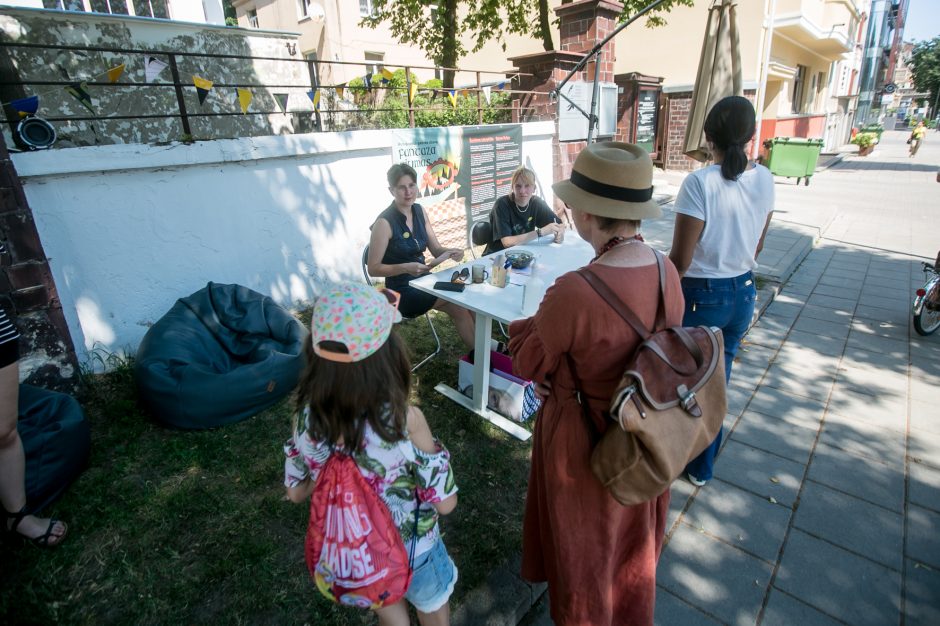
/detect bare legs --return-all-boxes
[374,601,451,626]
[434,300,475,350]
[0,361,67,544]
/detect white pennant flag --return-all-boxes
[145,56,169,83]
[482,85,492,104]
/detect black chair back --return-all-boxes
[471,220,493,247]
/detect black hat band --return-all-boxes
[570,170,653,203]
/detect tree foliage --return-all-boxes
[361,0,694,88]
[910,37,940,114]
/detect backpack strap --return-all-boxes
[578,249,668,338]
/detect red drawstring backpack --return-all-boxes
[305,453,418,609]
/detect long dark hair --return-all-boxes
[704,96,756,181]
[294,330,412,453]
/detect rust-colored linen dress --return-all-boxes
[509,259,685,626]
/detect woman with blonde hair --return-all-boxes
[482,166,565,255]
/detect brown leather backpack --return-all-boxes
[572,253,727,506]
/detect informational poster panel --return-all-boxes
[635,89,659,153]
[392,125,523,250]
[558,82,589,141]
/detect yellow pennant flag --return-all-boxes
[409,82,418,104]
[107,63,125,83]
[193,75,214,105]
[381,67,394,81]
[447,90,457,109]
[336,84,345,100]
[236,88,252,113]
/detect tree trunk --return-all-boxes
[439,0,459,89]
[538,0,553,51]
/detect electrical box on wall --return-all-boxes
[558,81,618,141]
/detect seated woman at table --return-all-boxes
[483,166,566,255]
[368,163,475,350]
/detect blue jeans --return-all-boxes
[681,272,757,481]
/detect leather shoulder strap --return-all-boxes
[577,249,668,339]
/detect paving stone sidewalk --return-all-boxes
[458,131,940,625]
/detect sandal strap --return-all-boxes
[31,518,64,547]
[3,505,29,535]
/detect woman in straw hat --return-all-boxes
[509,143,683,625]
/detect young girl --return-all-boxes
[284,282,458,626]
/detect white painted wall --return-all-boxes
[12,122,555,366]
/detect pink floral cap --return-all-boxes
[311,282,403,363]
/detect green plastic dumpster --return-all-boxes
[762,137,824,186]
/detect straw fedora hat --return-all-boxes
[552,142,661,220]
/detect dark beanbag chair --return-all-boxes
[19,384,91,514]
[134,282,307,429]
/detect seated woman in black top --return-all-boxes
[368,163,475,349]
[483,166,567,255]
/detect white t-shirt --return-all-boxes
[674,163,775,279]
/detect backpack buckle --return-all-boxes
[677,384,701,416]
[612,384,637,413]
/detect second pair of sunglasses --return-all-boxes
[451,268,470,284]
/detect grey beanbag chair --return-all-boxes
[19,384,91,513]
[135,282,307,429]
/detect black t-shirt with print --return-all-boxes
[483,195,558,255]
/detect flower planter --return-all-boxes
[858,145,874,156]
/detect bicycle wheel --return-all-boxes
[914,304,940,335]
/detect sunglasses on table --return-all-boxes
[451,268,469,284]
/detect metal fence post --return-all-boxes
[406,67,415,128]
[476,71,483,125]
[166,53,192,138]
[307,58,323,131]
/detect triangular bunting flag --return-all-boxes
[65,82,95,114]
[10,95,39,117]
[482,85,491,104]
[459,89,469,98]
[273,93,289,113]
[306,89,320,110]
[363,74,373,91]
[193,75,213,105]
[381,67,394,81]
[236,88,252,113]
[447,89,457,109]
[107,63,125,83]
[496,81,506,90]
[336,84,345,100]
[145,56,168,83]
[409,82,418,104]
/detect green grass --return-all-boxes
[1,313,531,624]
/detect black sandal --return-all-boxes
[3,506,68,548]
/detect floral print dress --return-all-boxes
[284,408,458,557]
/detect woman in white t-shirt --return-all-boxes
[669,96,774,487]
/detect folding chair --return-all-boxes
[362,245,441,372]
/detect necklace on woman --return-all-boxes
[514,201,530,214]
[591,234,644,263]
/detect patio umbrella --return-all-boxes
[683,0,743,162]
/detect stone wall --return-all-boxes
[0,134,76,389]
[0,6,309,149]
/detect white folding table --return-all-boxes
[411,235,594,441]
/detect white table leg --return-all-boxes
[471,314,493,412]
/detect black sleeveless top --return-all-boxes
[376,203,430,291]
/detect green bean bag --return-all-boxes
[19,384,91,513]
[134,282,307,429]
